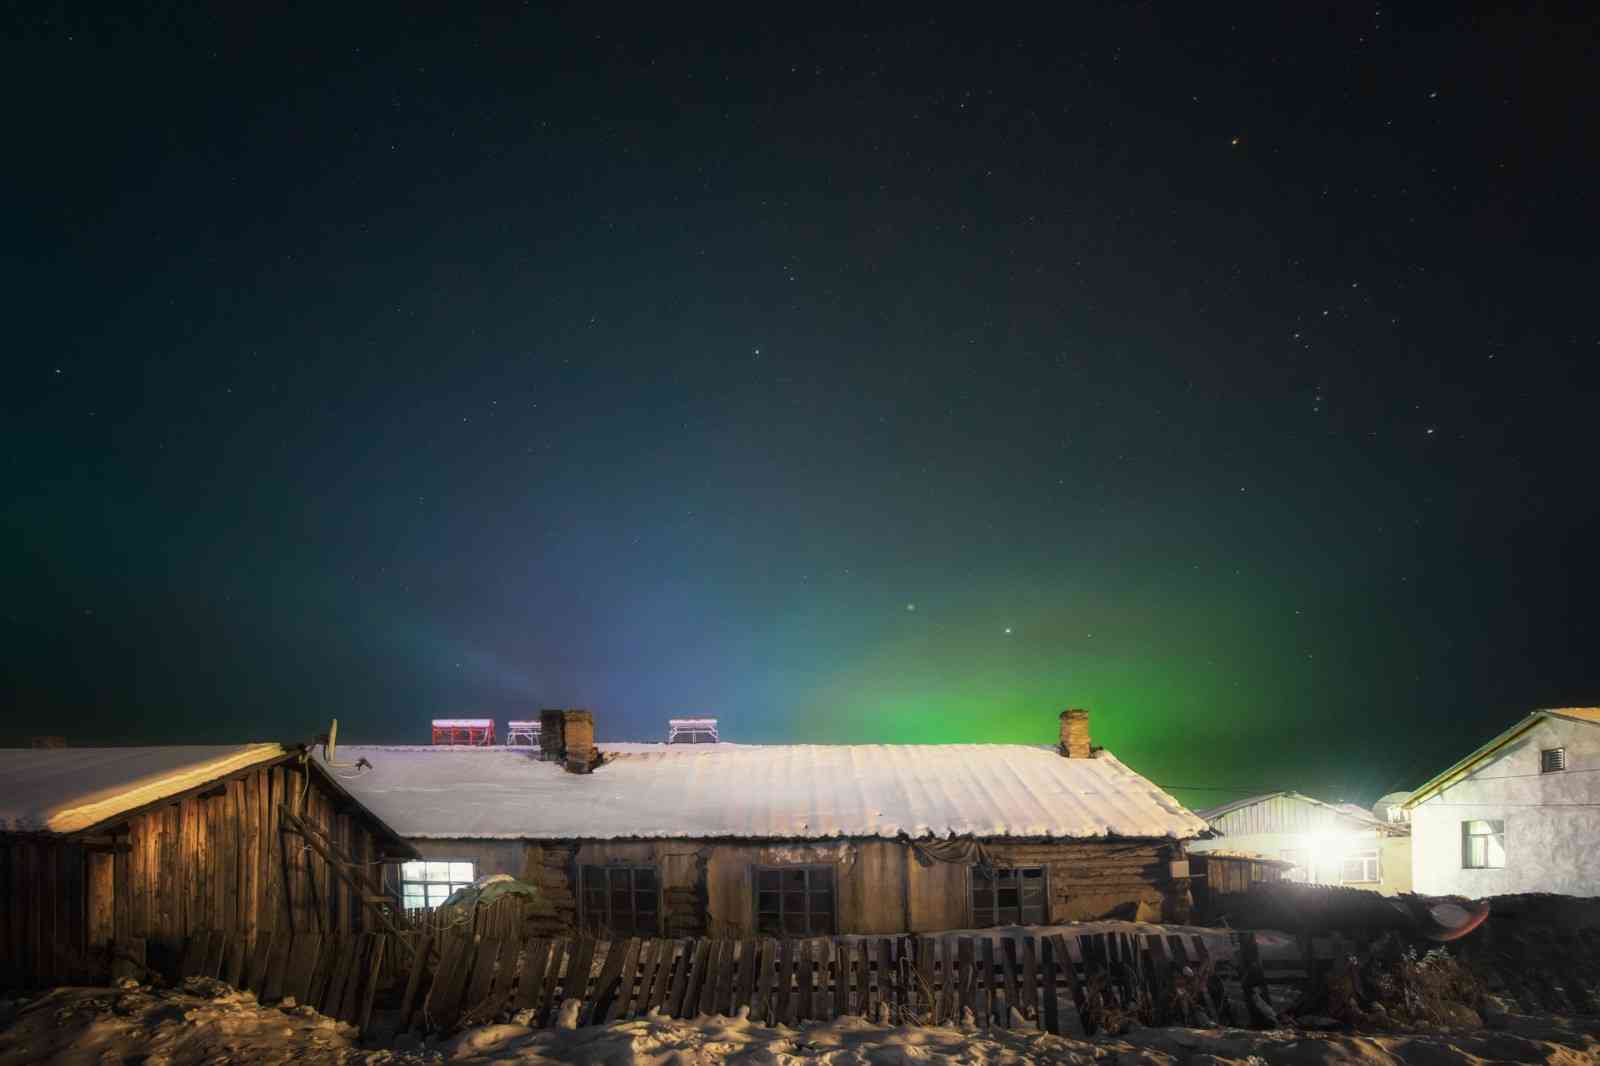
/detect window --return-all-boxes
[580,865,659,936]
[400,860,475,909]
[970,866,1047,927]
[1462,820,1506,869]
[1279,850,1310,883]
[1339,850,1381,884]
[1541,747,1567,773]
[754,865,835,935]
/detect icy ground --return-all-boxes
[5,979,1600,1066]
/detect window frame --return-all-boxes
[399,859,477,910]
[752,864,837,936]
[1461,819,1506,869]
[1339,850,1381,884]
[1541,747,1567,774]
[967,864,1049,928]
[579,864,661,937]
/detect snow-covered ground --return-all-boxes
[5,978,1600,1066]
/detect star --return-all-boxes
[1004,626,1013,635]
[905,603,916,612]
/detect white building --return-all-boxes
[1405,706,1600,897]
[1188,791,1412,896]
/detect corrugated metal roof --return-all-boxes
[0,745,285,834]
[1198,791,1396,836]
[335,743,1209,841]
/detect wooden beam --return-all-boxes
[277,810,416,963]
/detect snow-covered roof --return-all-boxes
[334,743,1208,841]
[0,744,285,834]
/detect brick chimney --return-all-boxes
[1059,708,1092,758]
[561,710,597,774]
[536,708,598,772]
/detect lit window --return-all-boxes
[1339,851,1381,883]
[1541,748,1567,773]
[754,865,835,935]
[581,865,660,936]
[970,866,1047,927]
[400,860,476,910]
[1279,850,1310,883]
[1462,820,1506,869]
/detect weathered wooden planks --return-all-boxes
[751,939,777,1023]
[333,928,1318,1038]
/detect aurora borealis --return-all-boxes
[3,7,1596,811]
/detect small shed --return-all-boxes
[0,744,417,989]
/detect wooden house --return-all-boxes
[0,744,417,989]
[1188,791,1412,896]
[341,709,1210,938]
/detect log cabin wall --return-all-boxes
[390,836,1183,939]
[0,755,400,989]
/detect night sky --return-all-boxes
[4,6,1596,810]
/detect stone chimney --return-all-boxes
[537,708,598,772]
[1059,708,1092,758]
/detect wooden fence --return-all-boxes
[401,929,1329,1036]
[169,927,387,1035]
[166,925,1345,1038]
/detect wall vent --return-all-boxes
[1541,746,1567,773]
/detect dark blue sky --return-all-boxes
[3,5,1596,805]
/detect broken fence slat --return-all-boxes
[711,938,737,1017]
[955,937,975,1022]
[465,936,503,1013]
[645,939,677,1016]
[422,936,469,1030]
[750,939,777,1024]
[604,934,643,1017]
[735,939,760,1018]
[677,939,710,1018]
[516,938,551,1012]
[587,938,629,1026]
[1040,936,1060,1035]
[537,940,569,1027]
[696,939,724,1017]
[775,937,797,1027]
[979,937,999,1029]
[398,928,435,1030]
[1019,936,1040,1024]
[666,939,695,1019]
[563,939,598,1016]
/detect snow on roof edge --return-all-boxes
[27,744,287,834]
